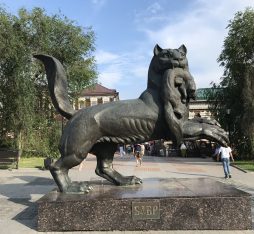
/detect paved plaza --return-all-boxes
[0,154,254,234]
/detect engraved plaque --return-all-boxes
[132,201,160,220]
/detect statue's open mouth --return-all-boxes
[188,90,196,100]
[181,98,187,104]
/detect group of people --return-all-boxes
[119,143,145,167]
[180,142,235,179]
[119,141,235,178]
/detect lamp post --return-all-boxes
[226,108,231,142]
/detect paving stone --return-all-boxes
[0,155,253,233]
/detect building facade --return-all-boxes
[189,88,212,119]
[75,85,212,119]
[75,83,119,110]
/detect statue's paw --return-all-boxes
[128,176,143,185]
[183,120,229,146]
[65,182,93,194]
[202,125,229,146]
[190,117,221,126]
[119,176,142,186]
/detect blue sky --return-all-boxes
[1,0,254,100]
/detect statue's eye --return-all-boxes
[167,51,173,57]
[180,52,185,57]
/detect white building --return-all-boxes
[75,83,119,109]
[189,88,212,119]
[75,85,212,119]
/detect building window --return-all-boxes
[79,101,85,109]
[110,97,114,102]
[103,97,109,103]
[195,112,201,118]
[74,100,79,110]
[85,98,91,107]
[98,98,103,104]
[91,100,97,106]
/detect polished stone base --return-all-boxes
[37,178,252,231]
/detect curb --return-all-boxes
[231,164,248,173]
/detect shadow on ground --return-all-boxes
[0,176,55,231]
[11,198,37,230]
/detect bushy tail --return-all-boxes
[33,54,76,119]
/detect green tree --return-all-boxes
[207,8,254,159]
[0,7,97,157]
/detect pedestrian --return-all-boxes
[126,145,132,155]
[134,144,145,166]
[212,143,220,161]
[144,143,150,156]
[119,144,125,157]
[180,142,187,157]
[217,144,234,179]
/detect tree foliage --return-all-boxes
[207,8,254,159]
[0,7,97,157]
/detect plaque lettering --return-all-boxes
[132,201,160,220]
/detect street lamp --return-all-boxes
[226,108,231,141]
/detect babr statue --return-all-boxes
[34,44,228,193]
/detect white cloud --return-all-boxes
[96,49,149,89]
[132,66,147,79]
[96,0,254,99]
[95,50,119,64]
[134,2,167,24]
[137,0,254,89]
[98,69,122,88]
[91,0,107,8]
[147,2,162,14]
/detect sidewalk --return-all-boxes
[0,154,253,234]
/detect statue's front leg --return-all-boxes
[95,162,142,186]
[183,119,229,146]
[93,143,142,186]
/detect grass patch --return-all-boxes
[233,160,254,172]
[19,157,45,168]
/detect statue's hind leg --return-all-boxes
[93,143,142,185]
[50,153,92,193]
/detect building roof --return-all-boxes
[194,88,223,101]
[195,88,210,100]
[79,83,119,97]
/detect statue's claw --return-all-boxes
[118,176,142,186]
[65,182,93,194]
[189,117,221,127]
[183,119,229,146]
[130,176,143,184]
[95,165,142,186]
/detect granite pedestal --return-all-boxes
[37,178,252,231]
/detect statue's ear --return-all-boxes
[154,44,163,56]
[178,44,187,54]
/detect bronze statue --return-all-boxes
[34,44,228,193]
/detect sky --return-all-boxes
[1,0,254,100]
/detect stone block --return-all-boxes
[37,178,252,231]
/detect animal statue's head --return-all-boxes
[148,44,189,87]
[148,44,196,104]
[154,44,188,69]
[147,44,196,146]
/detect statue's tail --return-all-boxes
[33,54,76,120]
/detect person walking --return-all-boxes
[212,143,220,161]
[134,144,145,166]
[180,143,187,157]
[119,144,125,157]
[126,145,132,155]
[217,144,234,179]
